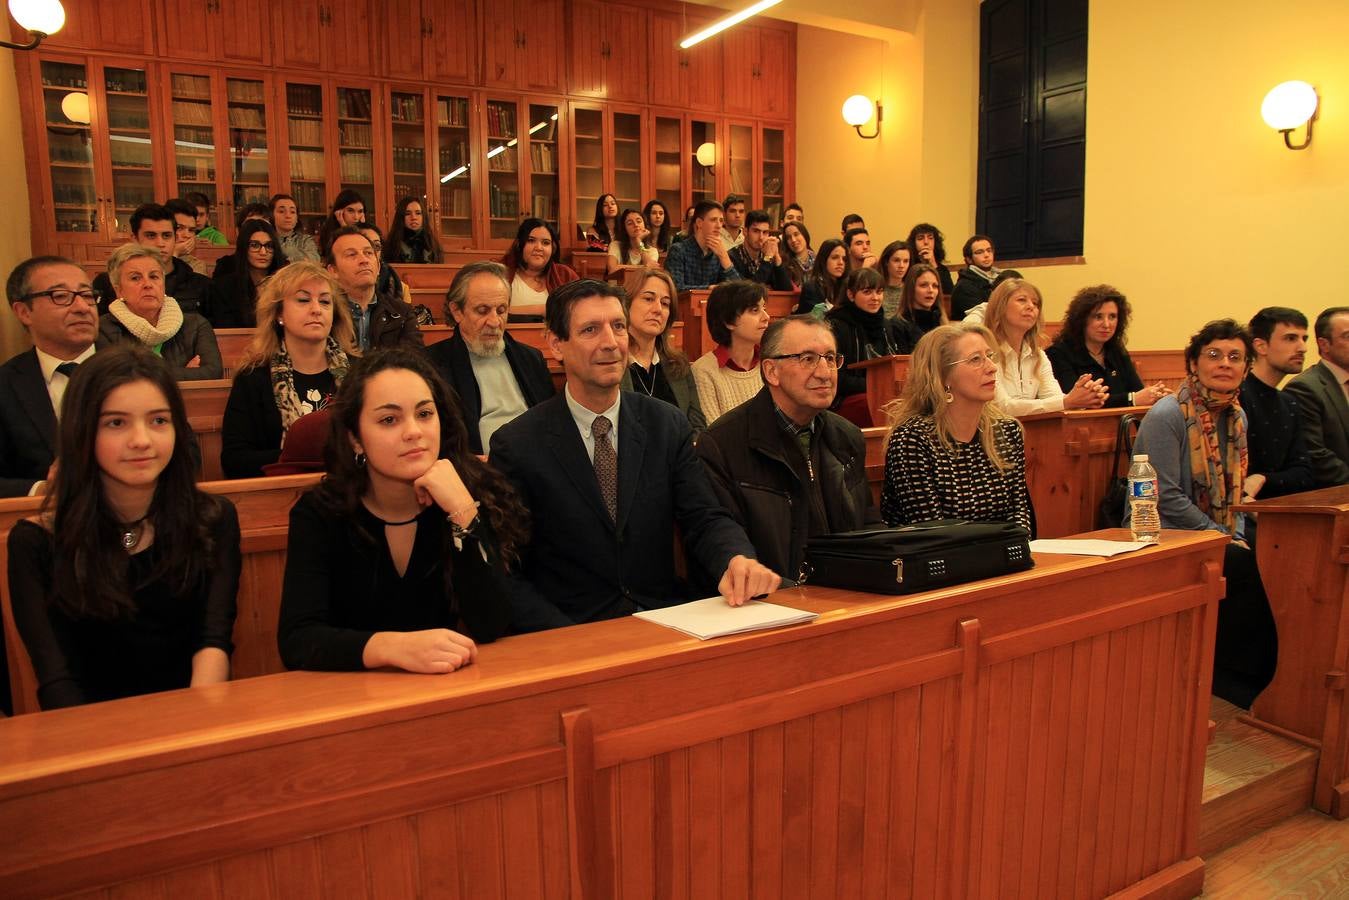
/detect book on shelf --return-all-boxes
[288,119,324,146]
[170,74,211,99]
[531,194,555,220]
[437,97,469,127]
[488,104,517,139]
[227,107,266,129]
[340,154,374,182]
[340,122,372,148]
[289,150,325,181]
[488,145,518,172]
[172,100,212,126]
[286,85,322,117]
[529,142,556,174]
[439,188,471,218]
[337,91,371,120]
[226,81,265,103]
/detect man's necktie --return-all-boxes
[55,362,79,379]
[592,415,617,522]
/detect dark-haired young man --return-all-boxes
[906,222,954,294]
[720,194,747,250]
[1286,307,1349,486]
[489,279,779,632]
[164,197,207,275]
[950,234,1001,320]
[664,200,737,291]
[185,191,228,245]
[843,227,874,270]
[1241,307,1314,501]
[91,203,212,317]
[729,210,793,290]
[840,213,864,236]
[782,203,804,226]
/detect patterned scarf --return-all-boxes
[270,337,350,433]
[109,297,184,348]
[1175,373,1247,533]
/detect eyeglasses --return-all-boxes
[247,241,276,253]
[1202,348,1247,364]
[946,350,999,368]
[21,288,97,307]
[767,351,845,370]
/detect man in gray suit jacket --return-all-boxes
[1286,307,1349,486]
[1,256,102,497]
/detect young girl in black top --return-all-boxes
[385,195,444,264]
[8,346,241,709]
[278,349,527,673]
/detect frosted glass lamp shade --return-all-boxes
[60,91,89,125]
[1261,81,1318,130]
[841,95,875,127]
[9,0,65,35]
[695,142,717,167]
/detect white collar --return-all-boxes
[564,384,621,433]
[35,344,97,385]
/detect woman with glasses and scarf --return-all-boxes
[1130,319,1273,708]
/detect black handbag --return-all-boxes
[1098,414,1141,529]
[799,519,1033,595]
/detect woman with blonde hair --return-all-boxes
[620,267,705,432]
[880,323,1031,532]
[221,261,357,478]
[984,277,1105,416]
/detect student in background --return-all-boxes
[385,196,444,264]
[1242,306,1314,500]
[781,221,815,288]
[892,263,948,349]
[1046,284,1167,408]
[721,194,747,250]
[587,193,619,252]
[643,199,674,252]
[906,222,954,294]
[221,261,355,478]
[729,210,794,291]
[840,213,864,237]
[279,350,524,672]
[782,203,804,226]
[664,200,737,292]
[605,208,659,275]
[796,238,847,315]
[270,193,320,263]
[671,204,697,246]
[843,227,875,271]
[325,226,422,353]
[501,217,580,321]
[620,267,705,433]
[210,203,273,283]
[165,197,207,275]
[878,240,911,317]
[317,189,368,256]
[209,219,285,328]
[97,243,223,380]
[691,280,772,424]
[827,266,912,425]
[949,234,1002,320]
[881,323,1031,532]
[186,191,228,246]
[1286,307,1349,487]
[8,346,240,709]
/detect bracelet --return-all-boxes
[446,500,480,524]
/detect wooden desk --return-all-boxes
[0,474,320,715]
[1022,407,1147,538]
[1235,485,1349,817]
[1132,350,1188,393]
[851,354,912,426]
[677,289,797,361]
[0,530,1224,899]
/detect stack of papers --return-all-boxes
[634,597,818,640]
[1029,539,1155,557]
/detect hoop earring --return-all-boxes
[943,385,954,404]
[354,451,366,468]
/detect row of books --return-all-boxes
[487,183,518,218]
[390,94,424,123]
[439,187,471,217]
[288,119,324,146]
[171,74,211,99]
[438,97,469,127]
[340,153,374,182]
[290,182,326,212]
[339,123,372,148]
[172,100,213,126]
[228,107,266,129]
[530,142,557,174]
[531,194,555,220]
[487,104,517,139]
[488,145,517,172]
[289,150,325,181]
[337,91,373,120]
[226,81,266,103]
[286,85,322,117]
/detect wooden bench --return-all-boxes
[677,289,798,361]
[0,529,1226,899]
[0,474,320,715]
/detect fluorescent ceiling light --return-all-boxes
[679,0,783,49]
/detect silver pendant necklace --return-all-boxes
[120,517,147,550]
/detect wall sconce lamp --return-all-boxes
[3,0,66,50]
[1261,81,1319,150]
[695,141,717,174]
[842,95,882,140]
[60,91,89,125]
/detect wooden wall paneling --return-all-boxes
[327,0,376,75]
[568,0,608,98]
[721,27,757,116]
[382,0,427,81]
[648,12,689,109]
[482,15,521,88]
[34,0,141,54]
[272,0,324,70]
[604,6,650,104]
[755,27,791,118]
[684,15,723,112]
[520,0,565,93]
[427,0,478,86]
[216,0,272,67]
[154,0,214,61]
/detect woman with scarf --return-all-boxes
[1130,319,1273,707]
[221,261,356,478]
[385,196,444,264]
[97,243,222,380]
[826,266,913,426]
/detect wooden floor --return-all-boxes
[1203,810,1349,897]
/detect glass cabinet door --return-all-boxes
[435,94,473,242]
[525,103,560,233]
[653,115,682,221]
[225,77,271,219]
[484,98,520,241]
[691,118,717,206]
[572,106,602,239]
[337,87,377,218]
[728,123,754,202]
[39,60,97,234]
[102,66,154,234]
[169,70,217,214]
[282,81,327,235]
[612,111,643,216]
[761,126,786,229]
[390,89,428,211]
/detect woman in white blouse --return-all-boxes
[984,278,1106,416]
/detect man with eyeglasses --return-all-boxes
[1,256,104,497]
[91,203,212,318]
[696,314,879,580]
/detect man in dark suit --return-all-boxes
[1,256,102,497]
[428,261,555,455]
[490,279,780,633]
[1286,306,1349,486]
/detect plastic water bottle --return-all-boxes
[1129,454,1161,542]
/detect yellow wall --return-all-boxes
[0,50,33,361]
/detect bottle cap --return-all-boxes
[1132,454,1148,462]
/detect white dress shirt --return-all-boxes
[564,385,620,463]
[35,344,97,420]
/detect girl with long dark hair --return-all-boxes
[210,219,286,328]
[796,238,847,315]
[8,346,240,709]
[385,195,444,264]
[317,189,367,256]
[642,199,674,252]
[500,217,579,320]
[278,349,528,672]
[605,208,659,275]
[586,192,619,251]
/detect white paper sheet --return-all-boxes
[1029,538,1155,557]
[633,597,819,640]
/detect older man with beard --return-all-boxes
[429,260,556,455]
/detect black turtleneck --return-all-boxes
[827,302,907,398]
